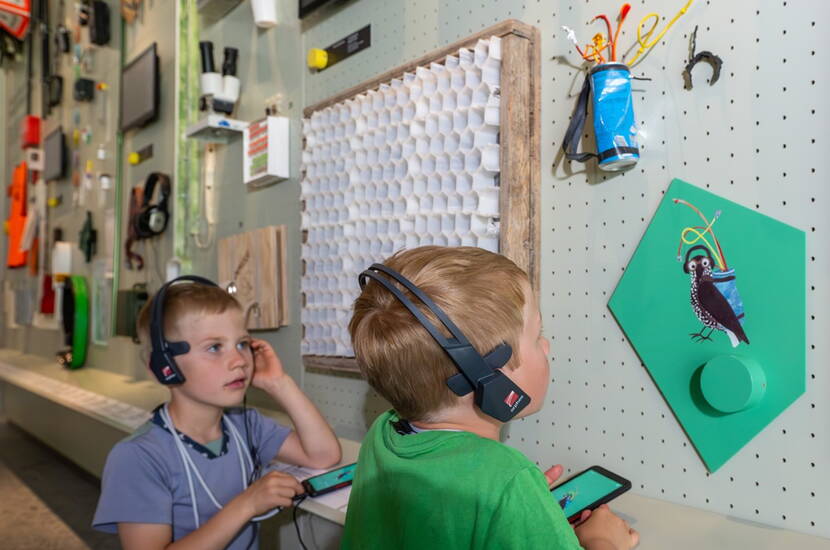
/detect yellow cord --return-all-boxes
[626,0,694,67]
[681,222,726,271]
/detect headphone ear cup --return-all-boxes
[135,206,167,238]
[475,371,530,422]
[147,208,167,234]
[150,350,185,385]
[134,207,151,238]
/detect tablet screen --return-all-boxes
[551,468,623,516]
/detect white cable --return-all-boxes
[562,25,580,48]
[162,405,225,510]
[161,405,208,527]
[168,416,200,528]
[160,404,284,528]
[229,422,250,489]
[227,419,255,473]
[228,417,287,522]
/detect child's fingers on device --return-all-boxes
[263,470,304,489]
[603,507,638,550]
[543,464,565,488]
[260,472,304,496]
[629,527,640,548]
[248,473,305,513]
[570,508,592,526]
[575,505,638,550]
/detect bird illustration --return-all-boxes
[683,246,749,348]
[559,491,577,510]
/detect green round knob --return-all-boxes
[700,355,766,413]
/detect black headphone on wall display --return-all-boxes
[358,263,530,422]
[135,172,171,239]
[148,275,219,385]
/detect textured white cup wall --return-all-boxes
[301,38,503,356]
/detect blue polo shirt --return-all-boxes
[93,404,292,549]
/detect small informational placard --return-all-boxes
[322,25,371,70]
[243,116,289,187]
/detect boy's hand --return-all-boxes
[240,471,304,517]
[544,464,564,488]
[574,504,639,550]
[545,465,591,528]
[250,338,289,392]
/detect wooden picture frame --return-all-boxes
[302,19,540,373]
[218,225,288,330]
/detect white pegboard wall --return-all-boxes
[300,0,830,538]
[304,370,391,442]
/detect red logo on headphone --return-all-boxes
[504,391,520,408]
[162,365,174,378]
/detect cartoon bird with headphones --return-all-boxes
[93,276,341,549]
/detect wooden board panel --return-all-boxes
[217,225,287,330]
[499,27,541,293]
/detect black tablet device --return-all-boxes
[43,127,67,181]
[120,43,160,132]
[301,462,356,497]
[551,465,632,522]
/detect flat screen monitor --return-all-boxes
[120,43,160,132]
[43,128,67,182]
[299,0,336,19]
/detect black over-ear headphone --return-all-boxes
[135,172,171,239]
[682,245,714,273]
[149,275,219,385]
[358,263,530,422]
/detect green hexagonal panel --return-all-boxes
[608,179,806,472]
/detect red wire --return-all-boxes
[612,4,631,62]
[592,14,614,60]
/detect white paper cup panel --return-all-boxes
[301,37,502,357]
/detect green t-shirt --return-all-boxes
[341,410,583,550]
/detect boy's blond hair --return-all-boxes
[136,282,242,349]
[349,246,529,422]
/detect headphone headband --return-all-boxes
[684,244,713,265]
[149,275,219,385]
[358,263,529,422]
[683,245,714,273]
[359,264,471,348]
[142,172,171,207]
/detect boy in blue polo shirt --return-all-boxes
[93,277,341,549]
[343,247,639,550]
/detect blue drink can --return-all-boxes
[589,63,639,171]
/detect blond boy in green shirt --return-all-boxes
[342,246,639,550]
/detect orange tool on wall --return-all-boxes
[0,0,31,39]
[6,162,28,267]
